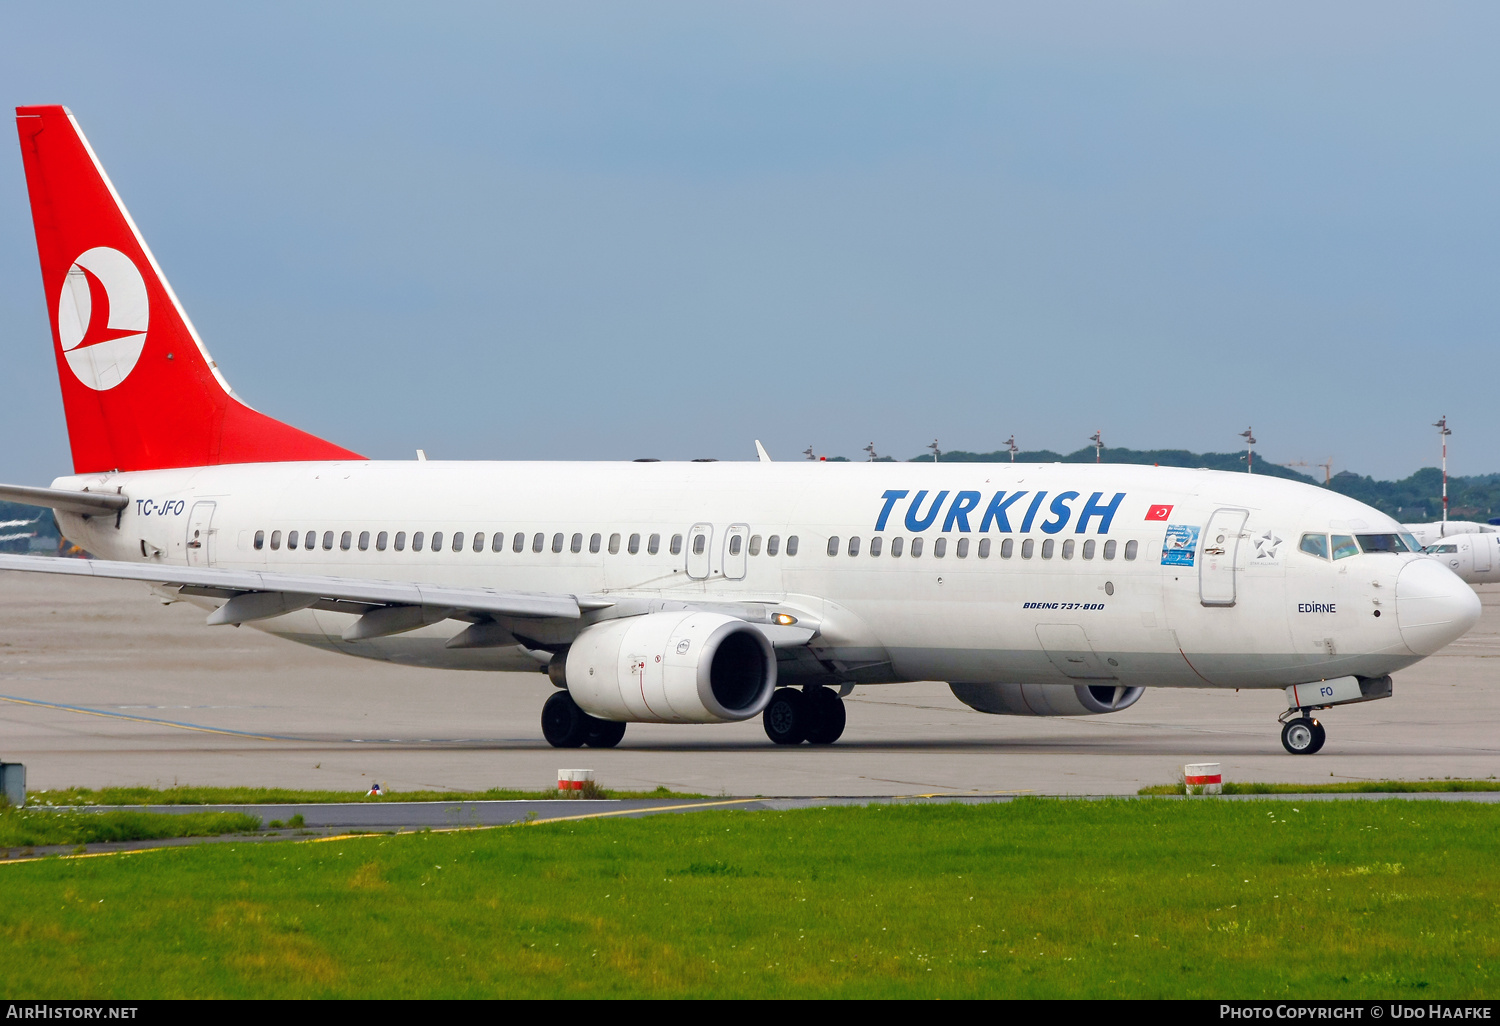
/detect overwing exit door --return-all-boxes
[186,501,217,567]
[1199,507,1249,607]
[723,524,749,580]
[686,523,713,579]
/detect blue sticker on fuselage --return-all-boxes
[1161,524,1199,566]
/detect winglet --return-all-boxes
[754,440,772,463]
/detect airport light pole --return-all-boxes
[1240,427,1256,473]
[1089,430,1103,463]
[1005,435,1018,462]
[864,442,878,462]
[1435,416,1451,533]
[928,439,941,463]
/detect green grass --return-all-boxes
[24,784,700,806]
[1139,779,1500,795]
[2,799,1497,998]
[0,807,261,848]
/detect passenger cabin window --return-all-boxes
[532,532,545,553]
[571,533,583,554]
[628,533,641,554]
[270,530,282,551]
[648,534,660,555]
[1082,539,1095,559]
[848,536,860,556]
[377,531,388,551]
[1299,533,1329,559]
[514,533,526,553]
[1102,539,1117,560]
[671,534,683,556]
[288,530,299,550]
[933,538,946,558]
[978,538,990,558]
[1331,535,1359,560]
[869,536,883,557]
[608,533,621,555]
[590,533,602,554]
[729,536,743,556]
[340,531,352,551]
[359,531,370,551]
[413,531,425,552]
[472,532,484,552]
[1000,538,1014,558]
[910,537,923,558]
[1021,539,1035,559]
[491,532,504,552]
[786,536,799,556]
[693,534,706,556]
[1041,539,1054,559]
[1357,534,1409,554]
[395,531,407,551]
[749,535,762,556]
[767,535,780,556]
[956,538,969,558]
[551,533,564,553]
[254,530,265,550]
[1124,540,1138,560]
[890,537,903,557]
[1061,539,1074,559]
[431,531,444,551]
[827,536,840,557]
[322,530,334,551]
[451,532,463,552]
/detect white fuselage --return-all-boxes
[53,459,1461,692]
[1422,531,1500,585]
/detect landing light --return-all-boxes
[772,613,798,626]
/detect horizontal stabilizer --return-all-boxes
[0,483,127,516]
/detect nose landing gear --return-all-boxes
[1279,714,1326,755]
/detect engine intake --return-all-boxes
[564,611,777,723]
[949,682,1145,716]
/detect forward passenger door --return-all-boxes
[1199,507,1249,607]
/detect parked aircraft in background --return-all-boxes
[1405,520,1498,548]
[1422,532,1500,586]
[0,106,1482,756]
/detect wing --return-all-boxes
[0,553,817,647]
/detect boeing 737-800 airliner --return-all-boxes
[0,106,1481,755]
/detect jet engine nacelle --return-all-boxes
[564,611,777,724]
[949,682,1145,716]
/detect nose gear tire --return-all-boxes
[1281,716,1324,755]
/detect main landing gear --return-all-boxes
[762,686,847,745]
[1279,714,1326,755]
[541,691,627,749]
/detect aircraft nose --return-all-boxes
[1396,558,1481,656]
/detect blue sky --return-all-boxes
[2,3,1497,483]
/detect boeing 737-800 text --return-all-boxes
[0,106,1481,755]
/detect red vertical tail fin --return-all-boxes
[15,105,363,473]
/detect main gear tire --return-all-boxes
[763,688,809,745]
[803,686,847,745]
[585,718,627,749]
[541,691,591,748]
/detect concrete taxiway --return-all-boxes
[1,571,1497,797]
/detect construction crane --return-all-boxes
[1279,459,1334,486]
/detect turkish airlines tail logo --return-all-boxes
[58,246,148,391]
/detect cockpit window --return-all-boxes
[1356,533,1410,554]
[1427,544,1459,554]
[1299,533,1329,560]
[1331,534,1359,560]
[1400,533,1422,553]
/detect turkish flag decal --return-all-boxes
[1146,504,1174,521]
